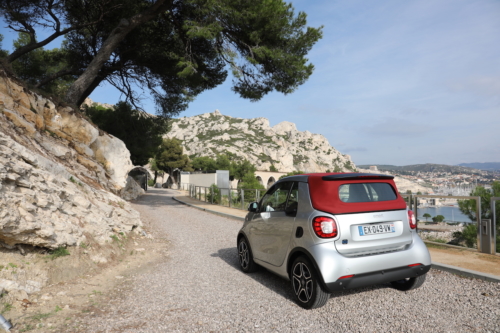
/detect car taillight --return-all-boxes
[408,210,416,229]
[312,216,338,238]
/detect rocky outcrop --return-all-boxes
[167,110,357,173]
[0,71,142,249]
[121,176,145,201]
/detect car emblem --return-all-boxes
[342,239,348,244]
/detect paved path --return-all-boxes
[71,189,500,332]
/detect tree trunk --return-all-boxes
[76,74,106,107]
[153,170,158,184]
[64,0,170,105]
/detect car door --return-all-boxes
[249,181,298,266]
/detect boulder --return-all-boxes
[121,176,145,201]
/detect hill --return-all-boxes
[166,110,356,173]
[457,162,500,171]
[358,163,481,174]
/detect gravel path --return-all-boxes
[72,189,500,333]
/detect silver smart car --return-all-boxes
[237,173,431,309]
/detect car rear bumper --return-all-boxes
[307,232,431,290]
[325,264,431,292]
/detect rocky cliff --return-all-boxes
[167,110,356,173]
[0,70,143,250]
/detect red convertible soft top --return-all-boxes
[305,173,407,214]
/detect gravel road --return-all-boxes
[72,188,500,333]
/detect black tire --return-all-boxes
[390,273,427,291]
[238,237,258,273]
[291,256,330,309]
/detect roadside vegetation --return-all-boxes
[456,181,500,251]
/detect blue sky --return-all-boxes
[2,0,499,166]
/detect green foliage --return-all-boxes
[206,184,221,204]
[458,182,500,251]
[432,215,445,223]
[269,165,278,172]
[232,160,256,181]
[191,156,218,171]
[48,247,70,260]
[0,34,8,58]
[423,213,431,222]
[458,181,500,224]
[10,33,74,98]
[191,154,256,181]
[3,0,322,114]
[453,224,478,248]
[279,170,304,180]
[85,102,169,166]
[238,172,265,202]
[1,302,13,314]
[148,179,155,186]
[155,138,192,176]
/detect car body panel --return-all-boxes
[238,173,431,294]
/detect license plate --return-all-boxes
[358,223,395,236]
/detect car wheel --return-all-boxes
[291,256,330,309]
[238,237,258,273]
[390,274,426,291]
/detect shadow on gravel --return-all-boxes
[212,247,393,304]
[131,188,184,208]
[212,247,296,303]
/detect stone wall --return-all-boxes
[0,71,143,249]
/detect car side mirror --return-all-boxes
[248,202,259,212]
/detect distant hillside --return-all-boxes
[457,162,500,171]
[166,110,356,173]
[358,163,480,174]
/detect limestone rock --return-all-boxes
[91,133,133,189]
[0,71,143,249]
[121,176,145,201]
[166,110,357,173]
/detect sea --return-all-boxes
[415,206,473,223]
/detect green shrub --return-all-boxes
[452,224,477,248]
[49,247,70,260]
[206,184,220,204]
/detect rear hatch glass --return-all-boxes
[307,175,406,214]
[339,183,397,203]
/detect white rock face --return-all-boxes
[166,110,356,173]
[0,71,143,249]
[0,131,142,249]
[90,133,133,188]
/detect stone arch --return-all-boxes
[256,176,263,187]
[267,176,276,189]
[127,167,152,191]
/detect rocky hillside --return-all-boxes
[167,110,356,173]
[0,70,143,250]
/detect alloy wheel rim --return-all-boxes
[292,262,313,303]
[238,241,249,269]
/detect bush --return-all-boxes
[206,184,220,204]
[452,224,477,248]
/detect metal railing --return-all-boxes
[186,184,263,210]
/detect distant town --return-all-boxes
[360,164,499,196]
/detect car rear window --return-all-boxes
[339,183,397,203]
